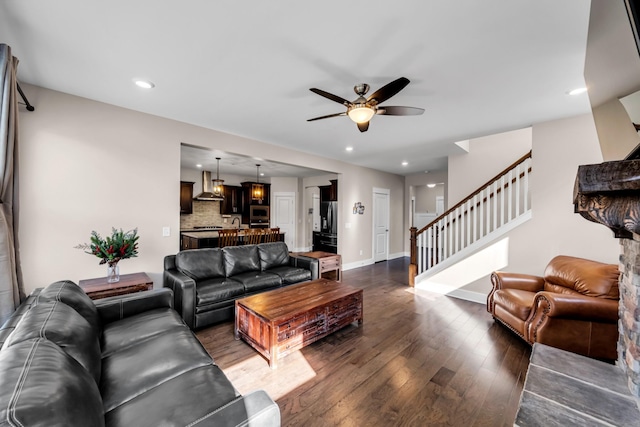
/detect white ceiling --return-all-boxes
[1,1,593,176]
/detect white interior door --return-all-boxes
[373,189,390,262]
[436,196,444,215]
[274,192,296,249]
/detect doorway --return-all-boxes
[373,188,390,262]
[273,192,296,250]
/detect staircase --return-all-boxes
[409,151,532,286]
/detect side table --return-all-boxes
[79,272,153,300]
[296,251,341,282]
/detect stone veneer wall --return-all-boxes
[180,200,241,229]
[619,236,640,398]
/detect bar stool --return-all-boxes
[218,229,239,247]
[243,228,263,245]
[263,227,280,243]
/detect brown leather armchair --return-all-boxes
[487,255,620,360]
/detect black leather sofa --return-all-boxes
[164,242,319,330]
[0,280,280,427]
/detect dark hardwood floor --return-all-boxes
[196,257,531,426]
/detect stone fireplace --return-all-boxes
[574,157,640,399]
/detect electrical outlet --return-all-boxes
[162,226,170,237]
[359,249,363,255]
[223,218,228,223]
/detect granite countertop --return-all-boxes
[181,230,283,239]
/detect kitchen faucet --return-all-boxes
[231,217,240,229]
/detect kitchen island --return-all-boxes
[180,229,284,250]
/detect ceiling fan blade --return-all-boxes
[367,77,410,105]
[310,88,352,106]
[307,112,347,122]
[377,106,425,116]
[357,121,369,132]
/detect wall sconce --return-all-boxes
[353,202,365,215]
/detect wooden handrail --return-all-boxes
[416,151,532,234]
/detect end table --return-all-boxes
[296,251,341,282]
[79,272,153,300]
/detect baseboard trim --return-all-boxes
[342,258,374,271]
[445,289,486,305]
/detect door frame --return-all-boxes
[372,187,390,262]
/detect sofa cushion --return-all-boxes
[258,242,290,271]
[104,365,238,427]
[3,301,102,384]
[0,338,105,427]
[544,255,619,299]
[100,328,214,412]
[36,280,101,336]
[492,289,537,321]
[196,277,245,306]
[176,248,225,281]
[101,307,185,358]
[224,245,261,277]
[232,271,282,292]
[267,266,312,284]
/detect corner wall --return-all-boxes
[458,113,619,295]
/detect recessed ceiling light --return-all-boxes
[427,183,436,188]
[133,79,155,89]
[568,87,587,96]
[346,146,353,152]
[196,164,202,168]
[402,161,408,166]
[260,172,265,176]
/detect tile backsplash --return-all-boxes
[180,201,241,229]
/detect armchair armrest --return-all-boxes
[532,292,619,322]
[487,271,545,313]
[491,272,545,292]
[163,269,196,329]
[95,288,173,324]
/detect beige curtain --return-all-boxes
[0,44,25,325]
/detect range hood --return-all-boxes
[194,171,224,201]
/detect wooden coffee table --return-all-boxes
[234,279,363,368]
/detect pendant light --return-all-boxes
[212,157,225,199]
[251,164,264,203]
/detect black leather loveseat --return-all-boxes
[0,280,280,427]
[164,242,319,330]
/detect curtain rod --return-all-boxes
[16,83,34,111]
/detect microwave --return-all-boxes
[249,205,269,222]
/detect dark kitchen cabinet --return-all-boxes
[220,185,243,215]
[241,182,271,224]
[180,181,194,214]
[320,179,338,202]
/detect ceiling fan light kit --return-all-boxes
[308,77,424,132]
[347,105,375,124]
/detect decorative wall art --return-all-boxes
[353,202,365,215]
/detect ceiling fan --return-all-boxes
[307,77,424,132]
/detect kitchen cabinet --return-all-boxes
[180,181,194,214]
[241,182,270,224]
[320,179,338,202]
[220,185,243,215]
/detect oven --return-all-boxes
[249,205,270,228]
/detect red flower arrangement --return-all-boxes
[76,228,139,266]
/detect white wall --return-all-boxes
[17,85,405,293]
[591,98,639,161]
[448,127,532,206]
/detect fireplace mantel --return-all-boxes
[573,159,640,238]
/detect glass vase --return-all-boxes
[107,262,120,283]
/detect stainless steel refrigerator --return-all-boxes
[314,201,337,253]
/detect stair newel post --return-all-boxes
[409,227,418,287]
